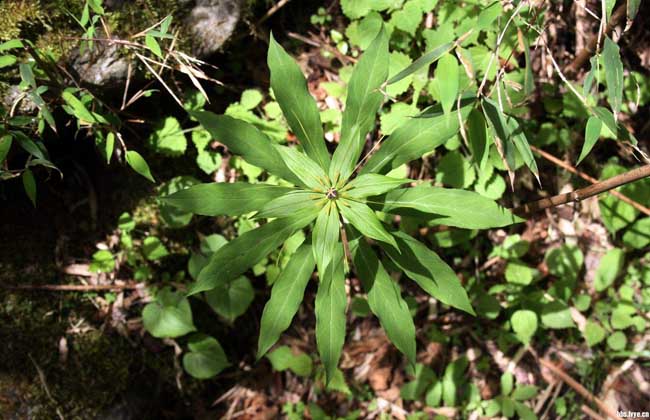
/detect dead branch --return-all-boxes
[522,145,650,216]
[538,358,619,420]
[512,152,650,217]
[564,3,627,75]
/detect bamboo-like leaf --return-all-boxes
[254,190,323,219]
[387,42,453,85]
[312,202,340,273]
[361,98,474,175]
[22,168,36,206]
[268,34,330,170]
[583,56,598,98]
[343,174,412,199]
[467,108,489,170]
[577,116,602,165]
[339,198,397,249]
[189,112,302,185]
[190,209,319,295]
[602,37,623,117]
[330,27,389,183]
[481,98,539,183]
[382,232,475,315]
[145,34,163,58]
[274,145,329,190]
[0,39,24,53]
[19,63,36,89]
[257,245,315,359]
[627,0,641,20]
[522,32,534,97]
[125,150,155,183]
[61,91,108,124]
[315,244,347,383]
[162,182,293,216]
[436,53,459,115]
[349,234,416,364]
[380,185,523,229]
[0,135,12,164]
[591,106,637,144]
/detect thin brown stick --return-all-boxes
[513,146,650,217]
[538,358,619,420]
[530,145,650,216]
[287,32,357,64]
[581,405,607,420]
[565,3,627,75]
[256,0,292,26]
[514,164,650,216]
[2,283,138,292]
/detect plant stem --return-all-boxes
[512,163,650,217]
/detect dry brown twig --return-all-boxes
[512,149,650,217]
[537,357,619,420]
[565,3,627,75]
[527,145,650,215]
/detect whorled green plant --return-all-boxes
[163,28,523,381]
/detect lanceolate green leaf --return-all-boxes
[330,27,389,183]
[268,34,330,170]
[387,42,453,85]
[602,37,624,117]
[591,106,637,144]
[382,232,475,315]
[0,135,12,164]
[436,53,459,115]
[315,245,347,383]
[627,0,640,20]
[274,145,329,190]
[361,98,474,175]
[481,98,539,182]
[339,198,397,249]
[312,202,340,273]
[190,209,318,295]
[506,116,539,182]
[189,112,302,185]
[22,168,36,206]
[577,116,602,165]
[125,150,155,183]
[257,245,315,359]
[467,108,489,170]
[254,190,322,219]
[162,183,293,216]
[349,234,416,365]
[343,174,412,199]
[380,185,523,229]
[61,91,108,124]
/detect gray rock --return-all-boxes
[71,41,129,87]
[2,85,37,114]
[187,0,242,56]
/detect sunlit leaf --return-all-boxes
[268,34,330,170]
[162,183,293,216]
[349,234,416,364]
[330,27,389,183]
[258,245,315,359]
[315,244,347,383]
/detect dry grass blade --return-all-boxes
[135,53,183,107]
